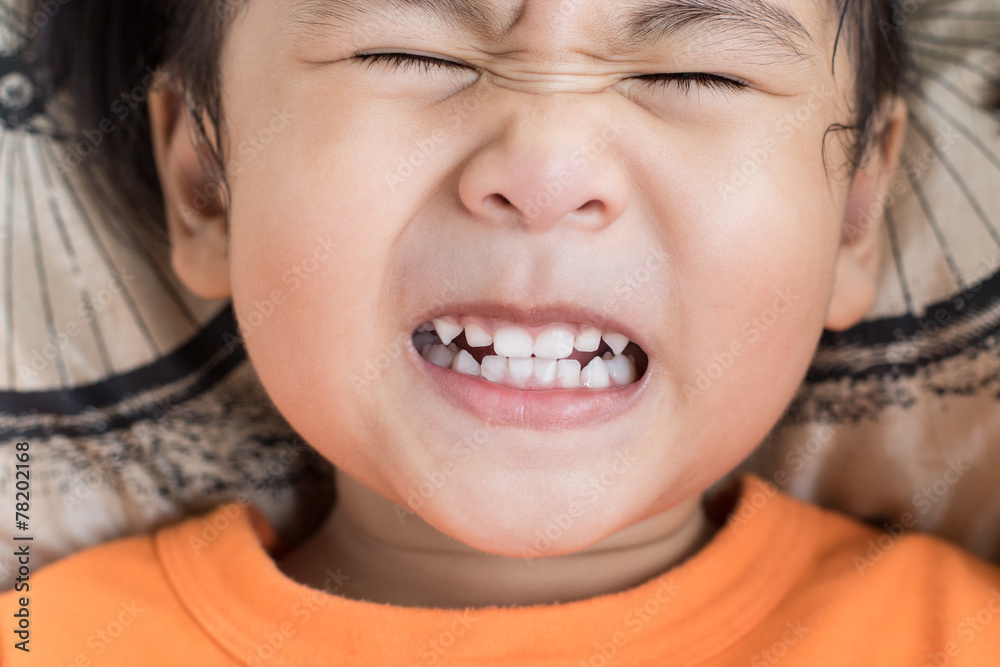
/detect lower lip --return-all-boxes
[410,344,648,430]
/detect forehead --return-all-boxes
[286,0,835,59]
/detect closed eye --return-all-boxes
[354,52,470,74]
[632,72,749,95]
[355,52,749,96]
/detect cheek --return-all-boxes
[217,76,473,483]
[223,166,398,442]
[650,129,843,440]
[223,97,408,352]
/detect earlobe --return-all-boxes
[147,80,232,300]
[825,98,908,332]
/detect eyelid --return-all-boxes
[354,51,473,73]
[631,72,750,95]
[355,52,749,96]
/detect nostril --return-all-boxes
[485,193,512,208]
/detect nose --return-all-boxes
[457,94,630,233]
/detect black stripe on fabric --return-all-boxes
[0,304,244,418]
[806,268,1000,383]
[0,344,246,440]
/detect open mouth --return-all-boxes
[412,316,649,390]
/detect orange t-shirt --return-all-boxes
[4,474,1000,666]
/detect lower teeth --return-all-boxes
[418,342,637,390]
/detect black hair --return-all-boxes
[828,0,910,170]
[26,0,912,243]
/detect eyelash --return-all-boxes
[354,53,749,94]
[632,72,749,95]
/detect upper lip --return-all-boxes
[409,300,649,351]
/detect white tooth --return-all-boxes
[580,357,611,388]
[556,359,582,388]
[574,326,601,352]
[451,349,481,376]
[420,343,433,357]
[605,354,636,386]
[447,343,459,354]
[602,332,629,356]
[433,317,463,345]
[533,358,557,386]
[463,320,493,348]
[493,326,534,358]
[508,357,533,383]
[481,356,507,383]
[426,344,455,368]
[601,351,614,361]
[534,326,574,359]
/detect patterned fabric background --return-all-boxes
[740,0,1000,562]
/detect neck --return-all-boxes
[278,469,718,609]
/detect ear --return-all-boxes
[825,98,908,332]
[148,81,232,300]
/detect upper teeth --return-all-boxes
[415,316,640,390]
[601,332,629,356]
[430,317,631,360]
[433,318,463,345]
[463,320,493,347]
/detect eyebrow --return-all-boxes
[290,0,814,61]
[290,0,519,42]
[618,0,813,57]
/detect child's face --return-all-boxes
[155,0,901,556]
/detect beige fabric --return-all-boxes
[743,0,1000,562]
